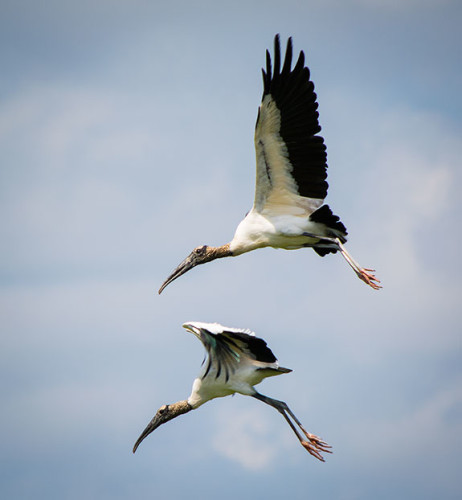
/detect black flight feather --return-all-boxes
[261,34,329,200]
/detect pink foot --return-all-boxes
[358,268,382,290]
[301,433,332,462]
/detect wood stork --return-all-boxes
[158,35,380,294]
[133,321,331,462]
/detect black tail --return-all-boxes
[310,205,347,256]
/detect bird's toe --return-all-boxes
[301,433,332,461]
[358,268,382,290]
[301,440,326,462]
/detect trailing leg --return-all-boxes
[252,392,331,462]
[303,232,381,290]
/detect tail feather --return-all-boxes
[310,204,347,256]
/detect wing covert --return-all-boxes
[197,328,278,382]
[254,35,329,212]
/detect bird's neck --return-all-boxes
[207,243,232,260]
[169,400,193,418]
[168,399,192,417]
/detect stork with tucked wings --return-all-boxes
[133,321,331,462]
[158,35,380,294]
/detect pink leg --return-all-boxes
[252,393,332,462]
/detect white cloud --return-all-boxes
[349,381,462,470]
[211,404,280,470]
[373,145,454,281]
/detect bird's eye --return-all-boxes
[195,245,207,255]
[158,405,168,415]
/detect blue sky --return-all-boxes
[1,1,461,499]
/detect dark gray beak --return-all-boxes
[132,414,163,453]
[158,252,198,294]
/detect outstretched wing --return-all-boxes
[219,328,278,363]
[253,35,328,215]
[184,322,284,383]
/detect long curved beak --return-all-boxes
[132,415,162,453]
[158,252,197,294]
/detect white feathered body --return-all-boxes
[230,209,333,255]
[184,321,289,409]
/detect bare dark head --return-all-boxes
[132,401,191,453]
[158,244,231,294]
